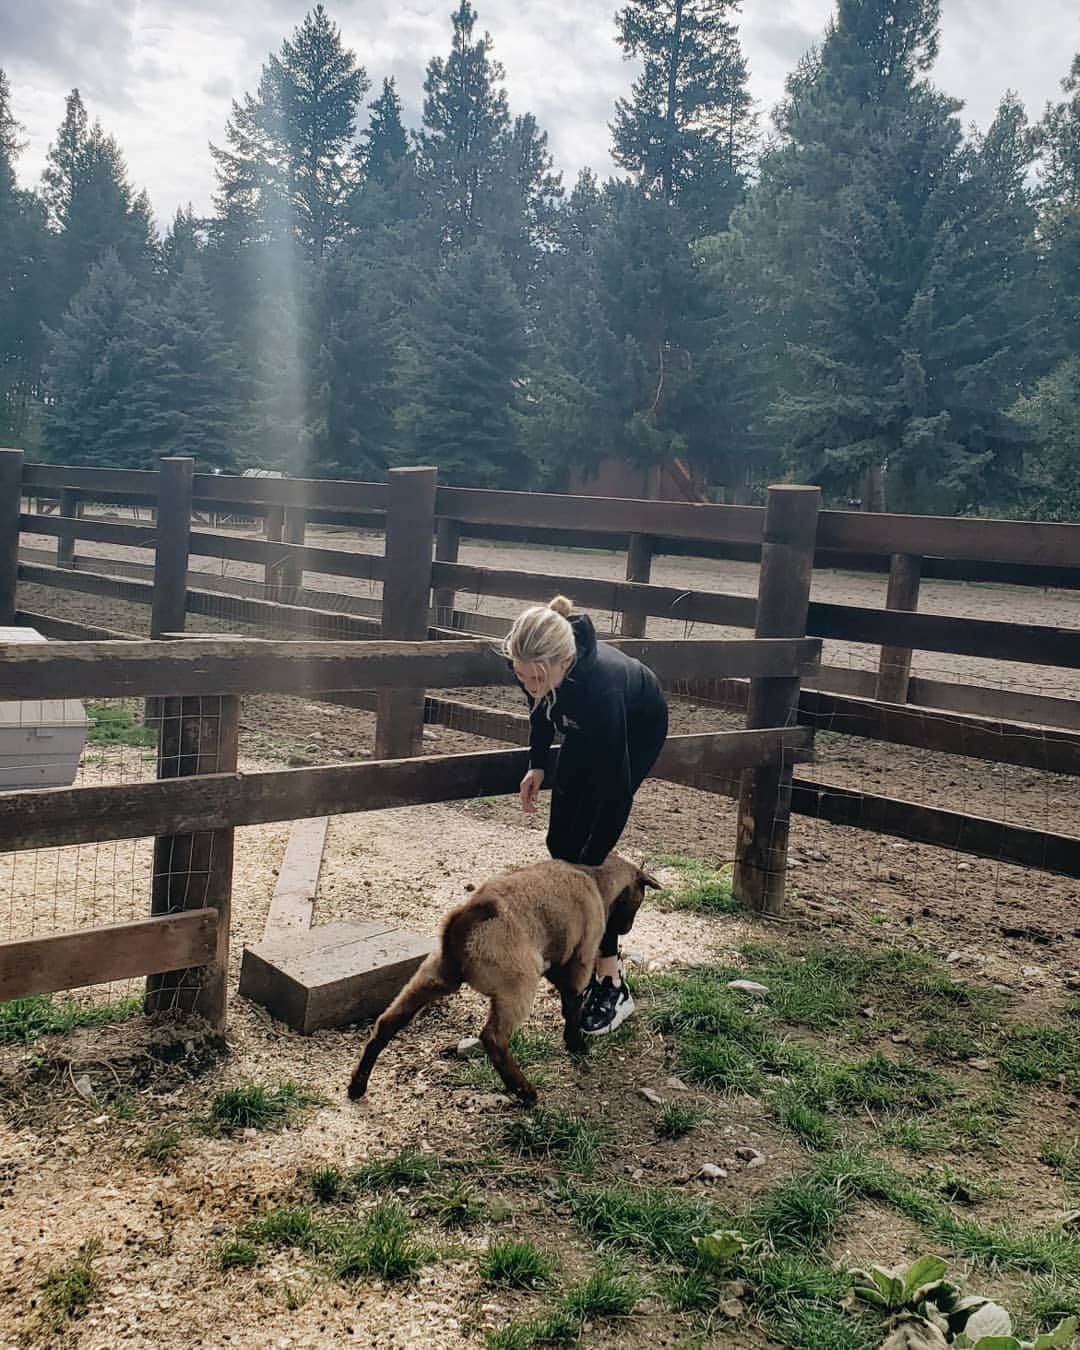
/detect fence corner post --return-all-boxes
[733,484,820,916]
[375,466,437,760]
[0,447,25,627]
[874,553,922,704]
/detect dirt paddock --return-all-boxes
[1,530,1077,1347]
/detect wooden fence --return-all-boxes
[3,448,1080,1026]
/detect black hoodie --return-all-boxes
[520,614,667,861]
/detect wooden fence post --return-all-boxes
[281,506,307,597]
[375,467,437,760]
[0,448,23,626]
[622,532,653,638]
[57,488,80,569]
[874,553,922,704]
[433,517,461,626]
[151,457,194,639]
[145,693,240,1033]
[264,503,285,600]
[733,484,820,916]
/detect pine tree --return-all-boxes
[0,70,50,444]
[40,251,151,467]
[1036,53,1080,360]
[611,0,756,232]
[211,6,369,256]
[162,206,205,279]
[361,79,410,186]
[731,0,1039,512]
[394,244,529,485]
[418,1,511,251]
[133,262,242,469]
[41,90,157,314]
[493,113,563,296]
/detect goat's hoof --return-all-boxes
[347,1078,367,1101]
[517,1089,539,1108]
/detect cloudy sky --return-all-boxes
[2,0,1078,228]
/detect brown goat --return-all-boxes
[347,854,659,1105]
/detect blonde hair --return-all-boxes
[503,595,576,668]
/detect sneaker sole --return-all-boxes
[582,993,635,1036]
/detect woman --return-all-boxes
[505,595,668,1035]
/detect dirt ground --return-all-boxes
[2,523,1078,1347]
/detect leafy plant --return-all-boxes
[848,1256,1077,1348]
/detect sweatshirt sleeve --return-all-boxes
[579,692,634,865]
[527,698,556,773]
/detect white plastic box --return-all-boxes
[0,627,89,791]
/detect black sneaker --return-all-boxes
[581,976,635,1036]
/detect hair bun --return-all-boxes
[548,595,573,617]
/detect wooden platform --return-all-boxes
[238,920,433,1034]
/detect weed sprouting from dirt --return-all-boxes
[207,1081,321,1133]
[42,1239,102,1326]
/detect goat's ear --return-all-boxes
[639,869,661,890]
[608,885,640,935]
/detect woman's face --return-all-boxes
[514,658,570,699]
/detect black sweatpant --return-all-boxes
[546,701,668,958]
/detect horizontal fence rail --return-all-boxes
[0,635,822,701]
[0,731,813,853]
[0,911,218,1003]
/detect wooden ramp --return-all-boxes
[237,816,433,1033]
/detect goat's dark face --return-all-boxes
[608,867,661,935]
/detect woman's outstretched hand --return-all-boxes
[520,768,545,814]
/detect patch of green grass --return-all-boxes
[485,1310,578,1349]
[427,1181,485,1229]
[85,700,157,747]
[652,857,739,915]
[557,1263,641,1319]
[762,1299,877,1350]
[217,1240,260,1270]
[140,1125,184,1165]
[677,1036,763,1093]
[242,1204,318,1249]
[42,1239,102,1325]
[944,1089,1016,1153]
[998,1023,1080,1091]
[0,991,142,1045]
[569,1183,723,1265]
[879,1116,948,1156]
[655,1101,709,1140]
[1025,1274,1080,1327]
[329,1200,428,1282]
[208,1081,321,1134]
[308,1165,349,1203]
[753,1174,849,1253]
[478,1238,556,1289]
[502,1109,607,1175]
[351,1147,440,1191]
[933,1213,1080,1278]
[770,1089,839,1150]
[658,1268,716,1311]
[813,1053,953,1114]
[1041,1134,1080,1196]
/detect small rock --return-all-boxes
[639,1087,664,1106]
[698,1163,728,1182]
[1020,965,1044,978]
[73,1075,95,1101]
[466,1093,510,1109]
[727,979,769,997]
[968,1058,993,1072]
[242,1128,258,1140]
[734,1146,765,1165]
[956,862,972,872]
[946,951,964,964]
[630,1168,644,1181]
[746,1154,766,1169]
[722,1279,750,1299]
[720,1298,747,1318]
[456,1036,484,1059]
[890,1031,911,1044]
[665,1075,690,1092]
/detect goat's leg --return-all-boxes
[546,960,592,1056]
[480,991,538,1105]
[348,959,456,1100]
